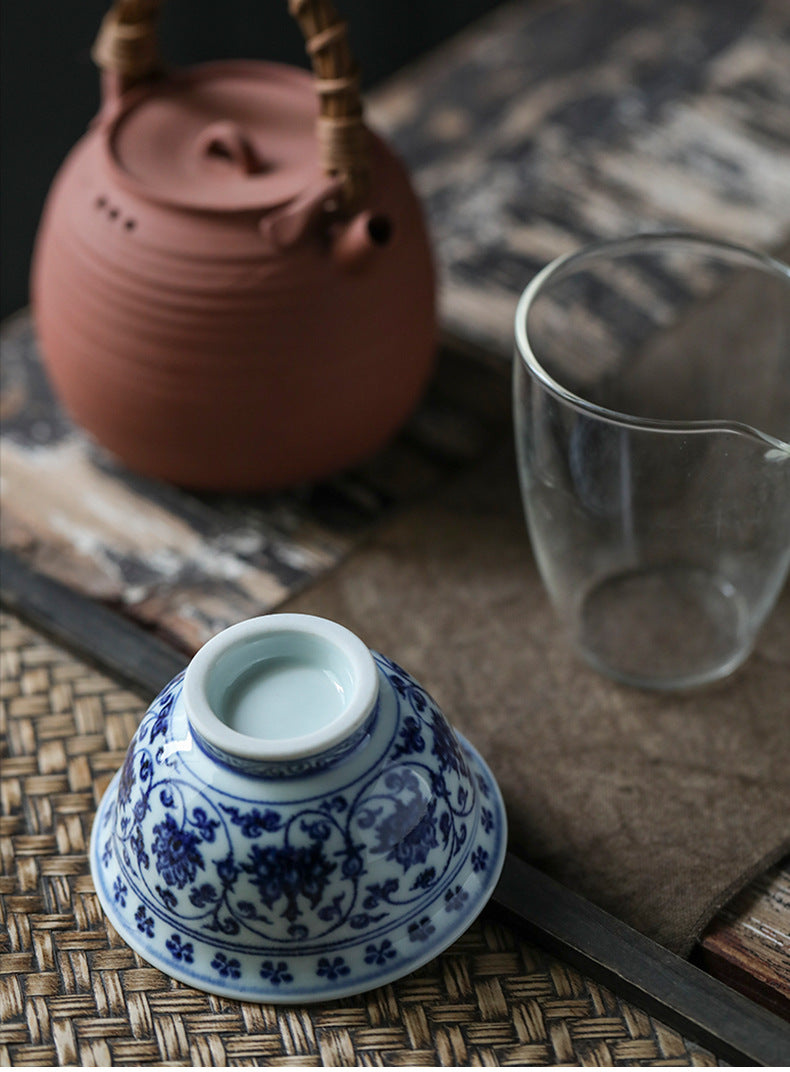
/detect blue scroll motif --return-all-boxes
[100,654,493,984]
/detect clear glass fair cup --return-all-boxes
[513,233,790,690]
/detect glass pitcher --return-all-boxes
[514,233,790,689]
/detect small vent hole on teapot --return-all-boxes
[108,207,120,220]
[124,219,137,232]
[94,196,107,210]
[367,215,392,246]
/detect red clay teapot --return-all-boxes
[31,0,436,490]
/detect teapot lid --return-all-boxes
[106,62,323,213]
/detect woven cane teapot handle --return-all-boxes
[92,0,369,211]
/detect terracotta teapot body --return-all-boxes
[32,49,435,490]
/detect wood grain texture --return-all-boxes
[0,612,723,1067]
[699,860,790,1022]
[0,312,508,655]
[368,0,790,359]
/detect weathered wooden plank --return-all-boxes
[0,312,508,653]
[699,859,790,1022]
[0,316,344,651]
[0,550,185,696]
[368,0,790,360]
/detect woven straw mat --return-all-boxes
[0,611,719,1066]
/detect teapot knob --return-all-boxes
[196,121,267,175]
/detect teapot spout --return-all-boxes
[332,212,392,273]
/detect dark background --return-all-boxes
[1,0,501,319]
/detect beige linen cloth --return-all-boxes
[283,435,790,955]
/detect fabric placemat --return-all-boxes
[0,612,721,1066]
[281,436,790,957]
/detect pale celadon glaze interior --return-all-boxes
[182,614,379,762]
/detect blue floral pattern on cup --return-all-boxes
[91,653,506,1002]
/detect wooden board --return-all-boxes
[699,861,790,1022]
[367,0,790,360]
[0,312,508,656]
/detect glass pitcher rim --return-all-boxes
[514,231,790,451]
